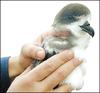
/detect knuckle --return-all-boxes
[56,70,65,79]
[22,44,36,58]
[66,50,74,60]
[21,44,27,53]
[45,62,57,72]
[22,44,29,51]
[72,58,81,67]
[59,50,74,62]
[27,48,34,58]
[21,44,30,54]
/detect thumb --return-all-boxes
[18,44,45,69]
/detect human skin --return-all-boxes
[8,31,47,79]
[8,43,45,80]
[8,31,81,92]
[7,49,81,92]
[8,30,67,79]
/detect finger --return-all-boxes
[26,50,74,81]
[42,58,81,89]
[52,84,73,92]
[21,44,45,59]
[34,34,43,44]
[19,44,45,69]
[19,65,32,76]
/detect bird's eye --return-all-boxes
[86,23,90,26]
[54,35,58,37]
[83,21,90,26]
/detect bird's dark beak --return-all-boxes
[80,21,95,37]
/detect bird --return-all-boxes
[33,3,95,90]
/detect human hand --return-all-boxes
[7,50,81,92]
[8,31,48,79]
[8,30,58,80]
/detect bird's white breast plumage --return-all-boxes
[42,19,91,90]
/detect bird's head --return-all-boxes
[52,3,95,39]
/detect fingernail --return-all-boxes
[65,50,74,60]
[73,58,82,67]
[78,58,84,62]
[67,50,74,56]
[36,48,45,60]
